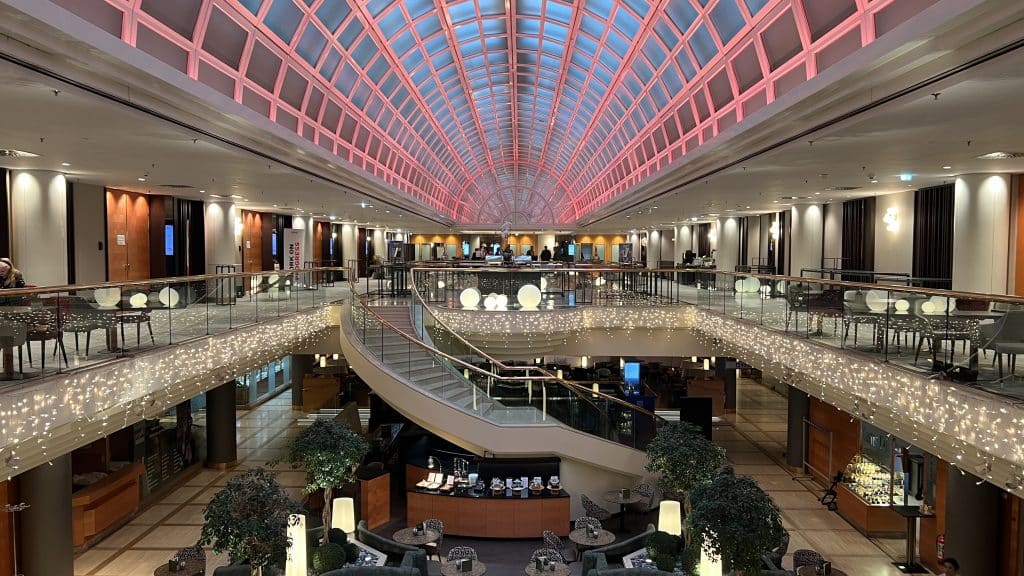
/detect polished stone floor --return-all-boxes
[73,383,925,576]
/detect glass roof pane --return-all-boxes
[519,0,542,17]
[584,0,612,19]
[319,48,341,80]
[352,36,377,67]
[392,29,416,56]
[744,0,769,16]
[546,2,572,25]
[239,0,263,16]
[687,23,717,66]
[448,2,477,24]
[580,14,604,38]
[665,1,697,33]
[613,9,640,37]
[296,24,327,66]
[379,8,408,37]
[264,0,303,44]
[339,18,363,49]
[366,0,391,17]
[405,0,433,19]
[316,0,350,32]
[479,0,505,16]
[710,0,746,44]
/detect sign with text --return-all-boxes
[284,228,304,270]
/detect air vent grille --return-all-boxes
[824,186,861,191]
[0,149,39,158]
[157,184,195,189]
[977,152,1024,160]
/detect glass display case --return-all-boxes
[842,453,905,506]
[841,423,929,508]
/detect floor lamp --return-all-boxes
[3,502,29,576]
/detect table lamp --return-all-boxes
[285,514,307,576]
[331,497,356,534]
[658,500,682,536]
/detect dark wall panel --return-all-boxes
[913,184,954,289]
[841,197,876,276]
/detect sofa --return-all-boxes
[583,552,675,576]
[212,563,283,576]
[321,550,426,576]
[356,520,421,564]
[580,524,656,573]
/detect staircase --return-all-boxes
[362,306,497,418]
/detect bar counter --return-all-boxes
[406,485,570,538]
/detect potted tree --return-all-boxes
[645,421,726,504]
[199,467,300,576]
[287,419,369,541]
[686,468,785,575]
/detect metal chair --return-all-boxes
[580,494,612,522]
[446,546,477,562]
[630,481,656,513]
[0,321,27,376]
[573,515,602,531]
[530,547,565,564]
[543,530,571,563]
[423,518,444,561]
[792,549,824,570]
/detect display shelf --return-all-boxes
[843,453,905,507]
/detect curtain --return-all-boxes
[0,169,8,258]
[841,197,875,279]
[913,184,954,289]
[738,217,749,268]
[697,223,711,256]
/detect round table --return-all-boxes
[153,559,205,576]
[441,560,487,576]
[525,562,571,576]
[393,527,440,546]
[603,490,644,531]
[796,566,847,576]
[568,527,616,548]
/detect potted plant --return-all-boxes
[645,530,681,572]
[199,467,301,576]
[288,419,369,541]
[686,468,785,575]
[645,421,726,505]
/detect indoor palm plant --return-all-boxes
[199,467,301,576]
[287,418,369,541]
[686,468,785,575]
[645,420,726,503]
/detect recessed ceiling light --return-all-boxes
[815,192,821,195]
[942,165,952,170]
[137,177,146,182]
[273,204,278,207]
[199,190,206,194]
[61,162,70,167]
[900,173,913,182]
[870,179,879,184]
[208,193,224,198]
[230,194,243,199]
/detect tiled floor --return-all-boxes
[75,382,922,576]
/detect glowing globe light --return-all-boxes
[158,287,180,307]
[922,301,936,314]
[129,292,148,308]
[895,299,910,312]
[517,284,542,310]
[865,289,888,312]
[437,280,446,289]
[483,293,498,310]
[495,294,508,309]
[459,288,481,309]
[93,287,121,308]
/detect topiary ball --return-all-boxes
[645,530,680,557]
[328,527,349,545]
[312,543,347,573]
[654,553,677,572]
[343,542,360,563]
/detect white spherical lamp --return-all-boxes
[483,294,498,310]
[94,287,121,308]
[495,294,508,309]
[459,288,481,309]
[922,301,936,314]
[517,284,542,310]
[895,299,910,312]
[158,287,180,307]
[437,280,446,289]
[865,290,888,312]
[129,292,148,308]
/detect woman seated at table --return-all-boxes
[0,258,26,305]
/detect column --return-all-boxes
[341,224,358,276]
[788,204,824,276]
[874,190,915,274]
[953,174,1011,293]
[944,468,1000,573]
[206,381,237,468]
[20,454,73,576]
[785,386,809,468]
[9,170,69,286]
[372,228,386,262]
[204,201,238,273]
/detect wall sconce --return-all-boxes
[427,455,439,470]
[884,207,899,232]
[580,356,588,368]
[769,221,780,240]
[592,383,600,398]
[708,229,717,242]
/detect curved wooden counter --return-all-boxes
[407,488,570,538]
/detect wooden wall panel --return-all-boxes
[241,210,263,273]
[920,458,948,572]
[0,479,15,576]
[359,473,391,530]
[1014,177,1024,295]
[106,189,151,281]
[807,397,860,484]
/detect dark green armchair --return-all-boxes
[321,550,427,576]
[355,520,420,564]
[582,552,675,576]
[580,523,656,573]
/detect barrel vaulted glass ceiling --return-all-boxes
[51,0,933,224]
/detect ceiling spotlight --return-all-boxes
[273,204,278,207]
[229,194,243,199]
[199,190,206,194]
[942,165,952,170]
[137,177,146,182]
[870,179,879,184]
[61,162,70,167]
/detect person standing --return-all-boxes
[540,246,551,261]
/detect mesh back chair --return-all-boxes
[0,321,27,376]
[630,481,656,513]
[767,531,789,570]
[543,530,571,563]
[446,547,477,562]
[176,544,206,563]
[530,547,566,564]
[423,518,444,561]
[580,494,612,521]
[573,516,602,531]
[793,549,824,570]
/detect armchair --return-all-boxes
[356,520,419,564]
[321,550,427,576]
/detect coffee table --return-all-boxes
[393,527,440,546]
[441,560,487,576]
[568,527,615,548]
[525,562,571,576]
[603,489,644,531]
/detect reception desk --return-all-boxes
[406,487,570,538]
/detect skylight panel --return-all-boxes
[710,0,746,44]
[264,0,303,44]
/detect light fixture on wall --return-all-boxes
[769,221,780,240]
[883,207,899,232]
[708,229,717,242]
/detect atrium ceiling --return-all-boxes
[38,0,938,226]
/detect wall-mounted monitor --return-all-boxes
[272,231,278,256]
[164,224,174,256]
[624,361,640,386]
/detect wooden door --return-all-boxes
[241,210,263,273]
[106,189,151,281]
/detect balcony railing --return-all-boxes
[0,267,348,384]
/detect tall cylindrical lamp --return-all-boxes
[657,500,682,536]
[331,497,356,534]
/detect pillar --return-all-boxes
[20,454,73,576]
[206,381,237,468]
[341,224,358,276]
[290,354,316,408]
[944,468,1000,573]
[204,201,238,273]
[788,204,824,276]
[953,174,1010,293]
[372,228,386,262]
[9,170,69,286]
[673,226,692,265]
[786,386,809,468]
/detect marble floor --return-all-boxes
[74,382,925,576]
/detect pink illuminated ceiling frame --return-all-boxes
[54,0,929,224]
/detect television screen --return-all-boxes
[567,243,576,256]
[272,231,278,256]
[462,242,470,257]
[624,362,640,386]
[164,224,174,256]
